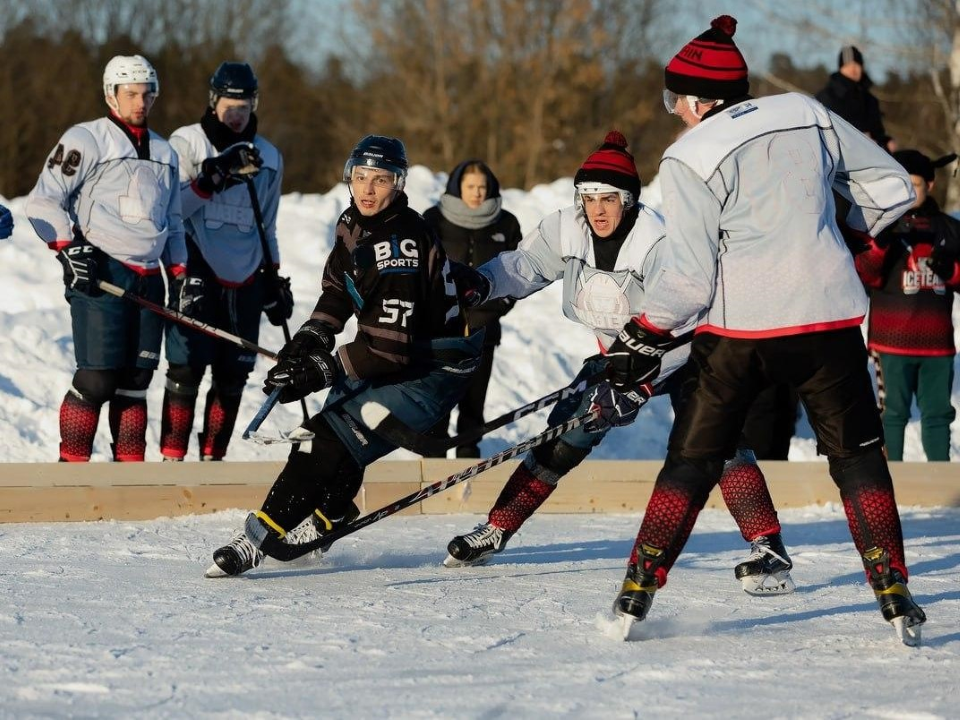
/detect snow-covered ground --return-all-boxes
[2,506,957,718]
[2,168,959,462]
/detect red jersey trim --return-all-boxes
[695,316,865,339]
[867,342,956,357]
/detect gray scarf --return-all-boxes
[438,194,502,229]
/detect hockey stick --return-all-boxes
[373,369,606,455]
[245,177,310,426]
[248,408,600,562]
[375,329,695,455]
[98,280,279,360]
[242,385,283,440]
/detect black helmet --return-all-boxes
[209,62,258,108]
[343,135,408,189]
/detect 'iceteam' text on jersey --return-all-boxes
[170,124,283,284]
[26,116,186,271]
[644,92,915,337]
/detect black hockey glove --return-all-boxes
[0,204,13,239]
[264,349,342,403]
[169,275,205,316]
[56,236,100,295]
[278,319,337,362]
[929,242,958,284]
[197,142,262,194]
[586,381,653,433]
[263,274,294,326]
[449,261,491,309]
[606,320,675,390]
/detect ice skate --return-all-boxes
[735,533,796,595]
[444,522,513,567]
[205,531,264,578]
[612,544,664,639]
[286,502,361,559]
[863,547,926,647]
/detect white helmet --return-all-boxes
[103,55,159,99]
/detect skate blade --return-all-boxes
[891,616,922,647]
[204,562,229,578]
[442,553,491,568]
[741,570,796,596]
[619,613,637,640]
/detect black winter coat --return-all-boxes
[815,72,889,147]
[423,205,522,346]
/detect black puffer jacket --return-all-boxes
[424,160,522,346]
[815,72,888,147]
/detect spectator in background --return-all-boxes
[854,149,960,461]
[423,160,522,458]
[816,45,893,151]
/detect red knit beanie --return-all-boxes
[574,130,640,200]
[664,15,749,99]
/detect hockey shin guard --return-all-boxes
[718,448,782,542]
[59,388,102,462]
[109,390,148,461]
[199,384,243,460]
[630,453,720,587]
[159,381,198,461]
[830,448,908,579]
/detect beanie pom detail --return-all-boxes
[603,130,628,149]
[711,15,737,37]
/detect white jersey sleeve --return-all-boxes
[478,209,568,300]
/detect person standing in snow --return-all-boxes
[422,160,522,458]
[160,61,291,462]
[446,131,796,596]
[205,135,482,578]
[816,45,893,151]
[605,16,925,643]
[854,149,960,461]
[25,55,187,462]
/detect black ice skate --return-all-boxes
[613,543,664,639]
[286,502,362,558]
[734,533,796,596]
[444,522,514,567]
[863,547,926,647]
[205,531,264,578]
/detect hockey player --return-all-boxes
[445,131,795,596]
[605,16,925,643]
[26,55,187,462]
[206,135,481,577]
[160,61,291,461]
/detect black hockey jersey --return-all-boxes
[311,195,465,379]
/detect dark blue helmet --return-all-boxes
[209,62,258,109]
[343,135,408,189]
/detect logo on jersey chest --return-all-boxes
[373,235,419,272]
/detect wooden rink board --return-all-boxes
[1,460,957,523]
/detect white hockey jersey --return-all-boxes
[479,204,691,378]
[26,116,186,271]
[170,124,283,285]
[644,92,915,337]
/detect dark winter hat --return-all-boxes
[446,159,501,199]
[894,149,958,182]
[664,15,749,99]
[574,131,641,201]
[838,45,864,69]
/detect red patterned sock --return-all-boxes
[199,388,242,460]
[109,394,147,462]
[841,482,908,579]
[488,465,556,532]
[160,389,195,460]
[718,457,781,542]
[59,390,101,461]
[631,475,708,588]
